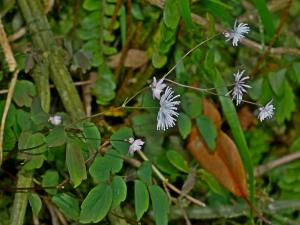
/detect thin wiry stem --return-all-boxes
[137,151,206,207]
[165,79,261,107]
[162,34,220,80]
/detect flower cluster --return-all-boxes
[223,20,275,121]
[125,19,276,155]
[150,77,181,131]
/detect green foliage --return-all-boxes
[28,193,42,216]
[52,193,80,220]
[89,149,123,182]
[246,129,271,165]
[251,0,275,37]
[166,150,189,173]
[178,112,192,139]
[80,0,117,104]
[134,180,149,220]
[13,80,36,107]
[149,185,170,225]
[138,161,153,184]
[196,115,217,151]
[66,142,87,187]
[83,122,101,152]
[79,183,113,223]
[18,131,46,170]
[181,92,203,118]
[42,170,59,195]
[2,0,300,224]
[111,176,127,209]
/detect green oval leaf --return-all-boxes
[42,170,59,195]
[13,80,36,107]
[178,112,192,139]
[137,161,152,184]
[18,131,46,170]
[79,184,113,223]
[66,142,87,187]
[46,127,66,147]
[83,0,100,11]
[149,185,170,225]
[166,150,189,173]
[52,193,79,220]
[196,115,217,151]
[110,127,133,155]
[89,149,123,182]
[111,176,127,209]
[163,0,180,29]
[134,180,149,221]
[28,193,42,216]
[83,122,101,152]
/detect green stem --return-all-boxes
[17,0,85,121]
[17,0,45,51]
[31,59,50,112]
[9,170,33,225]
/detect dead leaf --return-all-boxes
[238,106,256,130]
[107,49,148,69]
[187,126,248,197]
[187,98,248,197]
[181,169,196,195]
[203,99,222,128]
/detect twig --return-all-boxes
[8,27,27,42]
[255,150,300,177]
[108,0,123,34]
[137,151,206,207]
[251,0,293,76]
[148,0,300,57]
[43,197,60,225]
[0,19,17,72]
[115,0,132,81]
[0,19,19,168]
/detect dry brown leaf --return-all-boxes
[107,49,148,69]
[238,106,256,130]
[187,98,248,197]
[188,126,248,197]
[203,99,222,128]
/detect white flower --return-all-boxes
[157,86,180,131]
[150,76,166,100]
[226,70,251,105]
[223,20,250,46]
[49,115,62,125]
[128,137,144,154]
[258,100,275,122]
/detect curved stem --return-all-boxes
[137,151,206,207]
[165,79,261,107]
[162,34,220,80]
